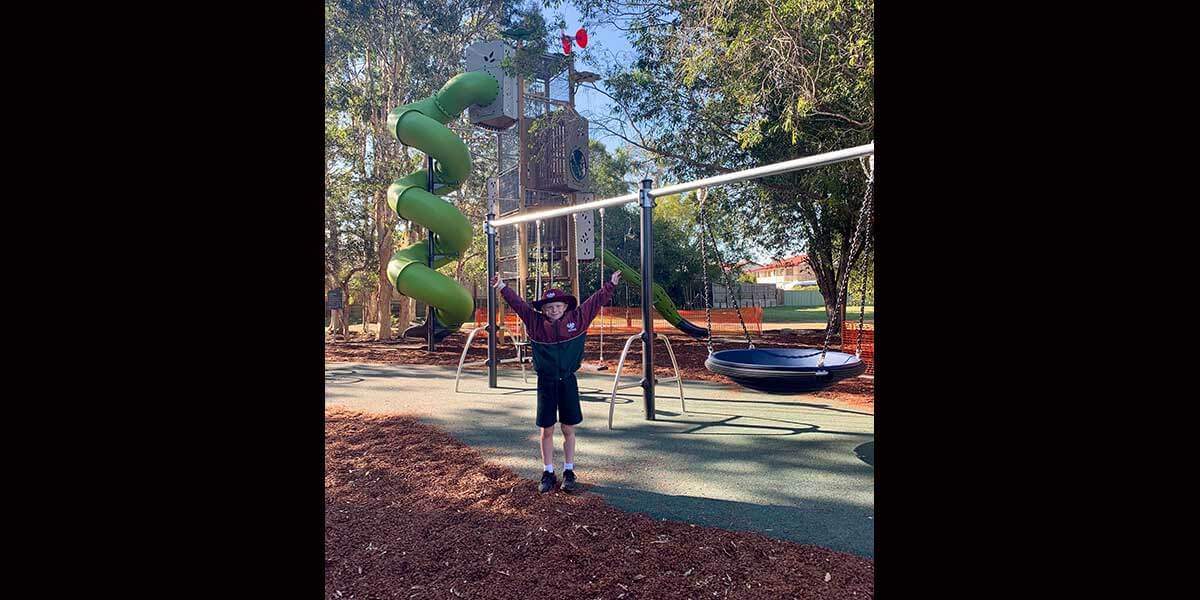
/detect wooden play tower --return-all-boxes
[488,49,593,300]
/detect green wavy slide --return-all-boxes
[601,249,709,339]
[385,72,499,339]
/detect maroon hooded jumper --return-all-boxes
[500,282,616,426]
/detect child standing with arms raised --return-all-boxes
[493,271,620,492]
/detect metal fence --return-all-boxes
[782,290,824,306]
[780,290,875,307]
[711,283,781,308]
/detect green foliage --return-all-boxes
[845,246,874,303]
[585,140,632,198]
[325,0,514,336]
[498,2,568,79]
[349,270,379,307]
[569,0,873,331]
[575,143,761,310]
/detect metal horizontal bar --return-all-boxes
[463,357,527,368]
[487,142,873,228]
[651,143,873,198]
[489,193,638,227]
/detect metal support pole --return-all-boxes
[535,220,543,298]
[639,178,655,420]
[426,155,436,352]
[598,208,605,365]
[486,202,498,388]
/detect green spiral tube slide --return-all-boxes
[601,249,710,339]
[384,72,499,338]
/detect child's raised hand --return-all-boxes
[610,271,621,286]
[492,275,506,289]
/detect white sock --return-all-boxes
[544,465,554,473]
[564,463,574,471]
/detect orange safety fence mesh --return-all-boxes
[465,306,872,375]
[839,325,874,375]
[470,306,761,337]
[465,310,526,337]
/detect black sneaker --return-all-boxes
[561,469,579,493]
[539,470,558,493]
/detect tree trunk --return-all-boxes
[821,290,848,337]
[338,284,351,336]
[818,262,852,337]
[394,223,416,333]
[375,190,394,341]
[811,253,840,336]
[376,277,393,340]
[398,291,412,333]
[362,292,372,333]
[397,293,412,333]
[364,292,373,325]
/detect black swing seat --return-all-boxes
[704,348,867,393]
[403,314,454,341]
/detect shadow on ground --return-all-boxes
[585,484,874,557]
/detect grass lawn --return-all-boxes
[762,305,874,323]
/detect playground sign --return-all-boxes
[327,289,344,310]
[574,195,595,260]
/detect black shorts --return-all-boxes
[536,373,582,428]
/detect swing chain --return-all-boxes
[819,158,874,367]
[853,155,873,358]
[698,189,716,356]
[855,235,871,357]
[698,191,755,349]
[718,227,756,349]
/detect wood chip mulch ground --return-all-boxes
[326,410,875,599]
[325,329,873,411]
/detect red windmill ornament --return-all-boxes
[561,27,588,54]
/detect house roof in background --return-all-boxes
[749,255,809,273]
